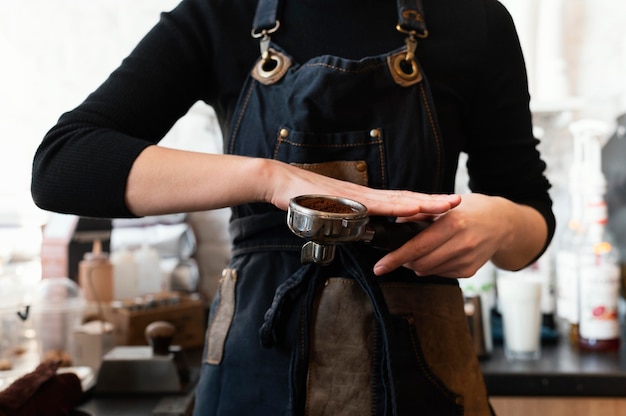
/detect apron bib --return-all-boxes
[194,0,492,414]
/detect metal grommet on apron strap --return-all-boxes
[251,9,291,84]
[389,0,428,87]
[388,51,423,87]
[252,48,292,85]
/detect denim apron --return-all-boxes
[193,0,492,414]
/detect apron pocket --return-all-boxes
[388,313,464,415]
[273,127,387,189]
[205,268,238,365]
[291,160,369,186]
[382,283,492,416]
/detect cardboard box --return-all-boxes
[107,292,206,348]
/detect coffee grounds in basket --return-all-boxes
[298,197,356,213]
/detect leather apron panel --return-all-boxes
[306,277,375,416]
[381,283,492,416]
[291,161,369,186]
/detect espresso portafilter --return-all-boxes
[287,194,430,265]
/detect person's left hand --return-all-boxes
[373,193,519,279]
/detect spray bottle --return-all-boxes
[577,132,620,351]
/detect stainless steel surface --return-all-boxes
[287,195,369,243]
[288,195,369,265]
[287,194,430,265]
[465,295,492,359]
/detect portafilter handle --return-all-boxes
[299,219,429,265]
[362,219,431,251]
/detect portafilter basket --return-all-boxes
[287,194,429,266]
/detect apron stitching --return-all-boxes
[371,322,380,416]
[302,61,387,74]
[418,82,443,191]
[406,314,462,405]
[328,278,357,286]
[277,139,382,148]
[228,80,257,154]
[273,130,283,159]
[376,132,387,189]
[301,301,310,416]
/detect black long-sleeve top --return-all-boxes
[31,0,556,248]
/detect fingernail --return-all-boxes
[374,264,388,276]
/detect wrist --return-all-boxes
[491,196,547,270]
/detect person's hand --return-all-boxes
[372,193,546,278]
[264,159,461,219]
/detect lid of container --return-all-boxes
[29,277,86,312]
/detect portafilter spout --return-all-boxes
[287,194,430,266]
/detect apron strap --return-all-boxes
[252,0,280,36]
[396,0,428,37]
[252,0,428,38]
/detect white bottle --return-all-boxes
[577,136,620,351]
[556,120,611,343]
[110,247,139,300]
[134,245,164,295]
[555,132,584,328]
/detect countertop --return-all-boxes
[73,338,626,415]
[482,340,626,397]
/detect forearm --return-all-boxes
[125,145,463,220]
[490,197,548,271]
[125,146,271,216]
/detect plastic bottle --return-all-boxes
[78,239,114,303]
[134,244,164,295]
[110,247,139,300]
[577,136,620,351]
[527,255,557,331]
[555,129,585,344]
[556,125,587,342]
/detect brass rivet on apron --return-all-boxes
[356,161,367,172]
[324,279,330,286]
[369,128,380,138]
[280,128,289,138]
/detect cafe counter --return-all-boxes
[73,338,626,416]
[483,339,626,415]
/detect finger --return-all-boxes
[373,225,455,275]
[410,257,484,279]
[359,192,461,217]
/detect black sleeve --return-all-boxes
[465,0,556,256]
[31,0,214,218]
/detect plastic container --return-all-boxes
[29,277,86,365]
[0,278,27,368]
[78,239,114,303]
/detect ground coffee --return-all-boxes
[297,197,356,214]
